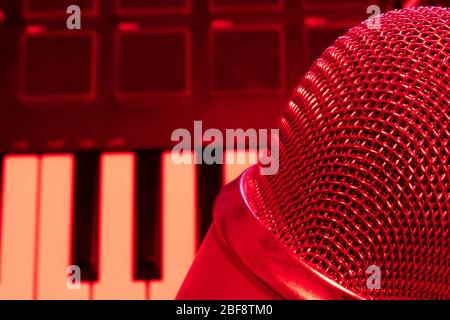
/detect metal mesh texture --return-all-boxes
[248,7,450,299]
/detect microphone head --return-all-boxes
[247,6,450,299]
[177,7,449,300]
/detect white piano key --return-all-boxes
[36,155,90,299]
[149,151,196,299]
[223,150,258,185]
[0,155,39,299]
[93,153,146,299]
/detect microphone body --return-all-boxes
[177,169,362,300]
[178,7,450,300]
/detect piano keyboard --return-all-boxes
[0,150,256,300]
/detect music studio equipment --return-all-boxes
[2,0,385,300]
[177,7,450,300]
[1,0,277,300]
[0,149,255,299]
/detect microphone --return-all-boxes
[177,7,450,300]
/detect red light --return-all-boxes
[118,22,140,32]
[25,25,47,34]
[304,16,327,27]
[107,137,126,148]
[12,140,30,150]
[78,139,95,149]
[211,19,233,30]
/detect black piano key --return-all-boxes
[196,162,223,248]
[71,152,100,282]
[134,150,162,280]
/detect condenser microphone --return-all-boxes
[177,7,450,300]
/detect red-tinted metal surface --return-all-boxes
[249,7,450,300]
[178,168,363,299]
[179,7,449,300]
[177,224,280,300]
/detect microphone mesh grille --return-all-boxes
[249,7,450,299]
